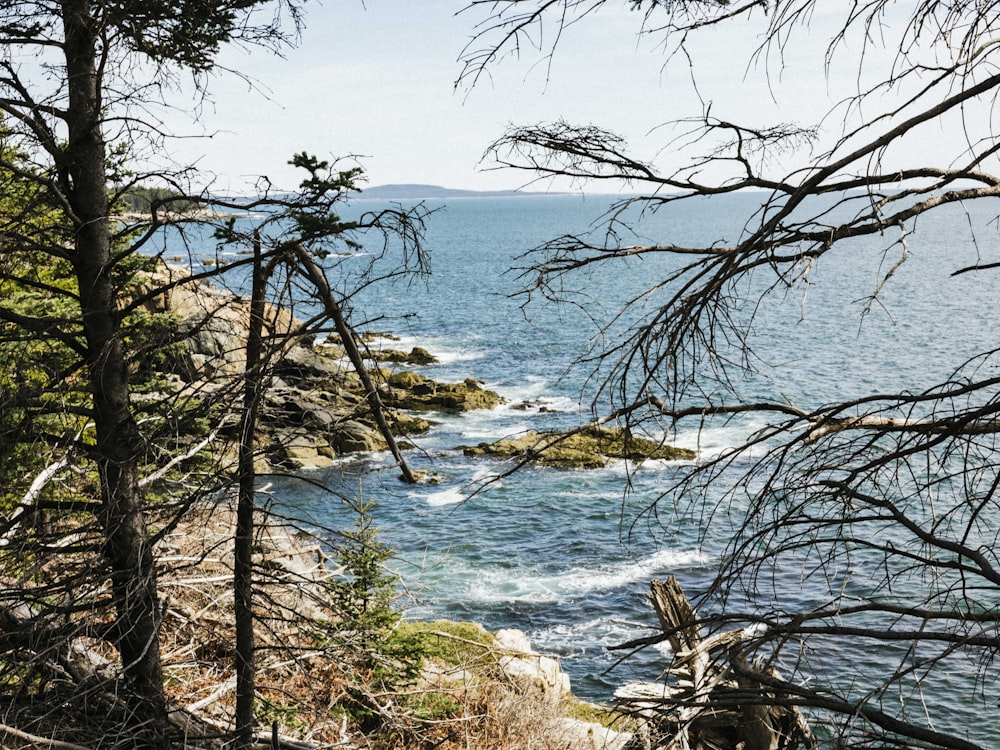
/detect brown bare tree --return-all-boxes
[463,2,1000,749]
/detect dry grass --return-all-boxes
[152,499,611,750]
[0,496,624,749]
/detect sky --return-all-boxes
[157,1,949,195]
[162,1,789,193]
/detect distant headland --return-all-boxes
[351,183,569,200]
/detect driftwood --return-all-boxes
[615,577,817,750]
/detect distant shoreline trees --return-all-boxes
[116,186,198,215]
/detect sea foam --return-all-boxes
[467,547,708,605]
[420,467,501,507]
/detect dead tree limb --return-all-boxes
[616,577,818,750]
[289,241,417,483]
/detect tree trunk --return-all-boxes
[289,242,418,483]
[61,0,167,739]
[234,232,267,748]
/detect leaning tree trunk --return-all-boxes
[62,0,167,739]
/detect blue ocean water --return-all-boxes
[171,192,999,743]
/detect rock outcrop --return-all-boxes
[136,262,691,474]
[135,263,503,470]
[461,425,696,468]
[495,628,571,700]
[138,263,303,382]
[375,346,439,365]
[493,629,632,750]
[382,371,505,412]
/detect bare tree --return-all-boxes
[463,2,1000,748]
[0,1,306,742]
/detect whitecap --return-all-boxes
[426,348,486,366]
[492,375,557,403]
[457,420,535,442]
[424,487,465,507]
[468,547,708,605]
[419,467,501,507]
[373,334,486,367]
[530,616,656,653]
[602,457,697,476]
[494,393,583,416]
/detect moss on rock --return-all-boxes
[383,371,504,412]
[461,425,696,468]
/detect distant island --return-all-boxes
[351,183,568,200]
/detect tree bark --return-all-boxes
[289,242,418,483]
[61,0,166,739]
[234,232,267,748]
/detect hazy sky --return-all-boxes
[165,2,906,194]
[164,1,736,192]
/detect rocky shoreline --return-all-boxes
[140,495,632,749]
[124,263,696,747]
[140,262,695,473]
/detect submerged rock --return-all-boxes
[461,425,696,468]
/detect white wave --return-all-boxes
[492,375,555,402]
[373,334,486,366]
[468,547,708,605]
[457,419,535,441]
[602,457,697,476]
[427,348,486,366]
[420,467,501,507]
[424,487,466,507]
[494,394,583,416]
[666,412,781,459]
[529,616,658,654]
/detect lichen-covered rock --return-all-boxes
[392,412,433,435]
[461,426,696,468]
[272,429,336,470]
[383,372,504,412]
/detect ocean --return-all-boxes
[172,191,999,744]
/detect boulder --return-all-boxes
[391,412,433,435]
[331,420,388,454]
[372,346,439,365]
[405,346,438,365]
[272,344,345,383]
[556,718,632,750]
[494,628,571,702]
[461,425,697,468]
[272,430,336,470]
